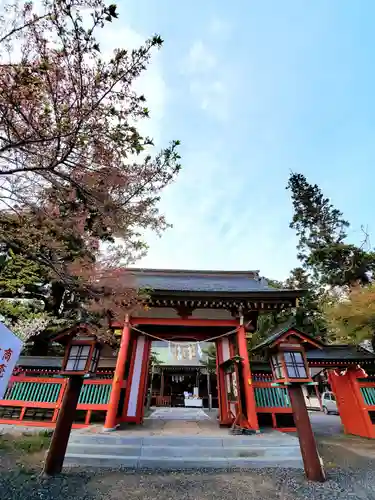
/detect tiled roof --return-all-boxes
[251,320,325,352]
[130,268,292,294]
[306,345,375,361]
[251,320,375,363]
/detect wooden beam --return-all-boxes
[129,318,239,328]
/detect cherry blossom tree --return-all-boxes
[0,0,181,333]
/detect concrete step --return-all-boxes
[68,434,297,448]
[67,443,301,459]
[64,432,304,471]
[64,453,303,470]
[69,435,144,446]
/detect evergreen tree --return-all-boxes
[200,344,217,373]
[287,173,375,287]
[286,172,375,344]
[285,267,326,338]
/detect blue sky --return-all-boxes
[101,1,375,280]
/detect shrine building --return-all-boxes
[1,268,375,439]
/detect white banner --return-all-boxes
[0,323,23,399]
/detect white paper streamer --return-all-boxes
[197,343,202,359]
[168,342,172,359]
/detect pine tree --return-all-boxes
[287,173,375,287]
[287,172,375,344]
[285,267,327,338]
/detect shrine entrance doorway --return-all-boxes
[103,316,259,432]
[149,340,218,410]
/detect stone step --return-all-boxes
[64,431,304,471]
[64,453,304,470]
[67,443,301,459]
[68,435,297,448]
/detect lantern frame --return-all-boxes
[270,342,312,385]
[61,338,101,376]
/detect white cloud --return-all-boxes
[184,38,231,120]
[183,17,236,121]
[138,147,299,280]
[189,78,230,121]
[208,18,232,39]
[185,40,217,74]
[97,23,166,146]
[92,11,296,280]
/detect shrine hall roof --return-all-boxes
[306,344,375,362]
[251,321,375,364]
[251,321,325,352]
[129,268,300,295]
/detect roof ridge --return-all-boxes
[128,268,261,278]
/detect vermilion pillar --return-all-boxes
[237,324,259,430]
[122,334,151,423]
[216,338,233,425]
[328,368,375,439]
[103,319,131,430]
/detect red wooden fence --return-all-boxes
[0,375,112,428]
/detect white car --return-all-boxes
[321,391,338,415]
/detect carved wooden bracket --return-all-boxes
[174,305,194,319]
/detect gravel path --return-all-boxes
[0,424,374,500]
[1,443,374,500]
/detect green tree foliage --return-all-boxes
[149,351,164,367]
[285,267,327,337]
[0,0,181,339]
[286,172,375,344]
[0,299,43,324]
[0,249,45,296]
[323,285,375,349]
[287,173,375,287]
[250,269,325,342]
[200,344,217,373]
[0,246,74,347]
[253,173,375,343]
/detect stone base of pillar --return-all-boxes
[102,424,120,432]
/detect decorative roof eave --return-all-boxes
[148,289,304,301]
[47,323,99,346]
[268,329,323,351]
[146,297,297,311]
[308,360,375,366]
[249,357,375,367]
[251,322,325,353]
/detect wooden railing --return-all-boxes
[0,375,112,428]
[0,375,296,431]
[155,396,171,407]
[253,381,295,432]
[359,380,375,428]
[359,383,375,407]
[254,383,291,408]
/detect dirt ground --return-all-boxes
[0,428,375,500]
[0,431,51,472]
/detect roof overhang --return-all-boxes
[149,289,304,300]
[268,328,324,351]
[252,325,325,354]
[146,290,303,313]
